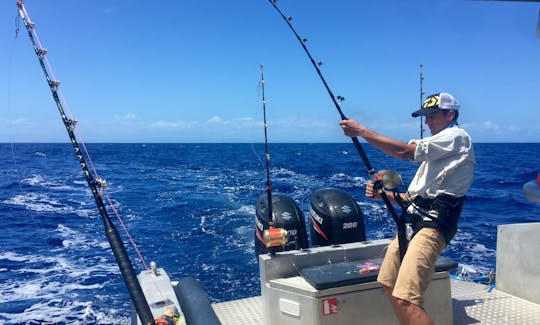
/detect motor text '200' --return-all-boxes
[342,222,358,229]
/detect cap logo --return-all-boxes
[422,94,440,109]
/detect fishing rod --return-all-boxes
[261,65,273,220]
[267,0,408,260]
[15,1,155,324]
[259,64,288,251]
[419,64,425,139]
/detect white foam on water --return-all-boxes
[455,263,492,279]
[328,173,368,188]
[1,298,129,325]
[470,243,488,253]
[55,224,110,251]
[0,222,128,324]
[2,193,75,213]
[223,184,257,192]
[238,204,255,215]
[21,174,76,192]
[2,190,96,219]
[22,174,46,186]
[0,256,108,308]
[0,251,31,262]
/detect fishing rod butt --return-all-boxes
[105,227,156,325]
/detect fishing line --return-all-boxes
[267,0,408,260]
[104,195,149,269]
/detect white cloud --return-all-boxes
[1,118,29,125]
[204,116,258,128]
[149,120,198,129]
[481,120,500,131]
[114,113,137,120]
[507,125,521,132]
[206,116,224,124]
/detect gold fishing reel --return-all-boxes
[263,224,288,248]
[375,169,402,190]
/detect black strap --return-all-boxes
[410,195,466,243]
[390,189,410,261]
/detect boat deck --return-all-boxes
[451,279,540,324]
[212,278,540,324]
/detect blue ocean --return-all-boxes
[0,142,538,324]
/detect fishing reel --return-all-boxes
[263,223,288,248]
[92,177,108,197]
[374,169,402,190]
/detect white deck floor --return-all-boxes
[451,279,540,324]
[212,278,540,324]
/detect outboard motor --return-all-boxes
[310,187,366,247]
[255,193,309,255]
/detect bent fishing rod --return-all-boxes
[16,1,155,323]
[267,0,408,260]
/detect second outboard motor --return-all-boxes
[310,187,366,247]
[255,193,309,255]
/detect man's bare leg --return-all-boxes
[382,284,433,325]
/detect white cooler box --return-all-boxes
[259,240,456,325]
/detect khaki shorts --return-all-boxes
[377,227,446,306]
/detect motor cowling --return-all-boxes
[254,193,308,255]
[309,187,366,247]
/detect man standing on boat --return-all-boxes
[339,92,475,325]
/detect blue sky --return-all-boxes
[1,0,539,143]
